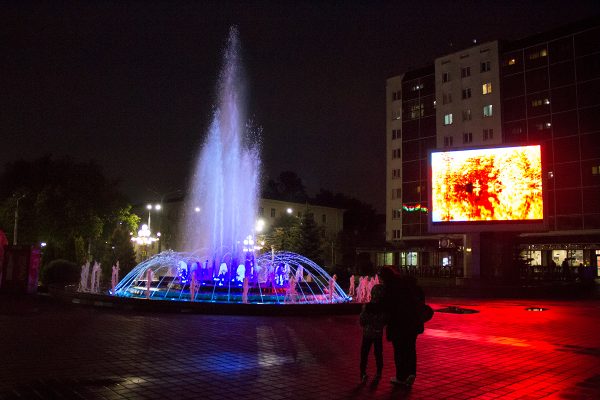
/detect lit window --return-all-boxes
[410,103,424,119]
[444,136,453,147]
[462,109,472,121]
[461,66,471,78]
[483,105,493,117]
[540,49,548,57]
[545,122,552,128]
[442,72,450,83]
[508,58,516,65]
[412,83,424,91]
[592,166,600,175]
[482,82,492,95]
[544,98,550,105]
[463,132,473,144]
[480,61,491,72]
[462,88,471,99]
[531,99,543,107]
[444,113,453,125]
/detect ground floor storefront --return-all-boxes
[359,230,600,282]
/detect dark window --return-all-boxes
[420,116,436,135]
[442,72,450,83]
[551,85,576,113]
[575,53,600,81]
[549,37,574,63]
[402,119,420,141]
[503,121,527,144]
[525,68,549,93]
[270,208,276,218]
[556,214,583,230]
[461,88,471,99]
[461,66,471,78]
[480,61,491,72]
[503,97,526,121]
[578,79,600,108]
[580,132,600,160]
[552,111,578,138]
[553,138,580,164]
[402,140,420,161]
[574,26,600,57]
[549,61,575,87]
[579,105,600,134]
[402,161,420,183]
[503,73,525,98]
[582,187,600,214]
[555,189,582,215]
[420,137,436,159]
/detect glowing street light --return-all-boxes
[146,203,161,231]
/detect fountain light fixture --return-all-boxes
[255,218,265,232]
[194,207,201,213]
[286,208,293,214]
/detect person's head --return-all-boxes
[370,284,385,303]
[378,266,397,285]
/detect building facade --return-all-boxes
[385,18,600,279]
[133,198,344,263]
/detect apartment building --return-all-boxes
[385,17,600,279]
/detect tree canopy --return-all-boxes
[0,156,139,271]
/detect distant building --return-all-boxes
[132,198,344,263]
[385,17,600,279]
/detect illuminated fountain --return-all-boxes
[113,28,349,304]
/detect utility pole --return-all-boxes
[13,194,25,246]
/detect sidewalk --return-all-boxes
[0,295,599,399]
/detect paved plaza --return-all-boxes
[0,294,599,399]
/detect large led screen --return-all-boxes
[429,145,544,232]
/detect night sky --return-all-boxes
[2,1,599,212]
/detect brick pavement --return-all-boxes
[0,295,599,399]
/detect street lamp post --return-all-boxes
[13,194,25,246]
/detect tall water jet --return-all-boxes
[179,27,260,262]
[112,29,350,305]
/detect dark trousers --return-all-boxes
[360,335,383,375]
[391,333,418,380]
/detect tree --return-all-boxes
[263,213,301,253]
[0,156,137,268]
[262,171,308,202]
[297,212,325,267]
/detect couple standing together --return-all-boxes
[359,266,426,387]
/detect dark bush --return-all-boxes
[40,259,79,286]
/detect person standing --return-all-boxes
[359,284,387,383]
[379,267,425,387]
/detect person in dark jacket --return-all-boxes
[379,267,425,387]
[359,283,388,383]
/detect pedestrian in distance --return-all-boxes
[379,266,426,388]
[359,283,388,383]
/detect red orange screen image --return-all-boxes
[431,145,543,223]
